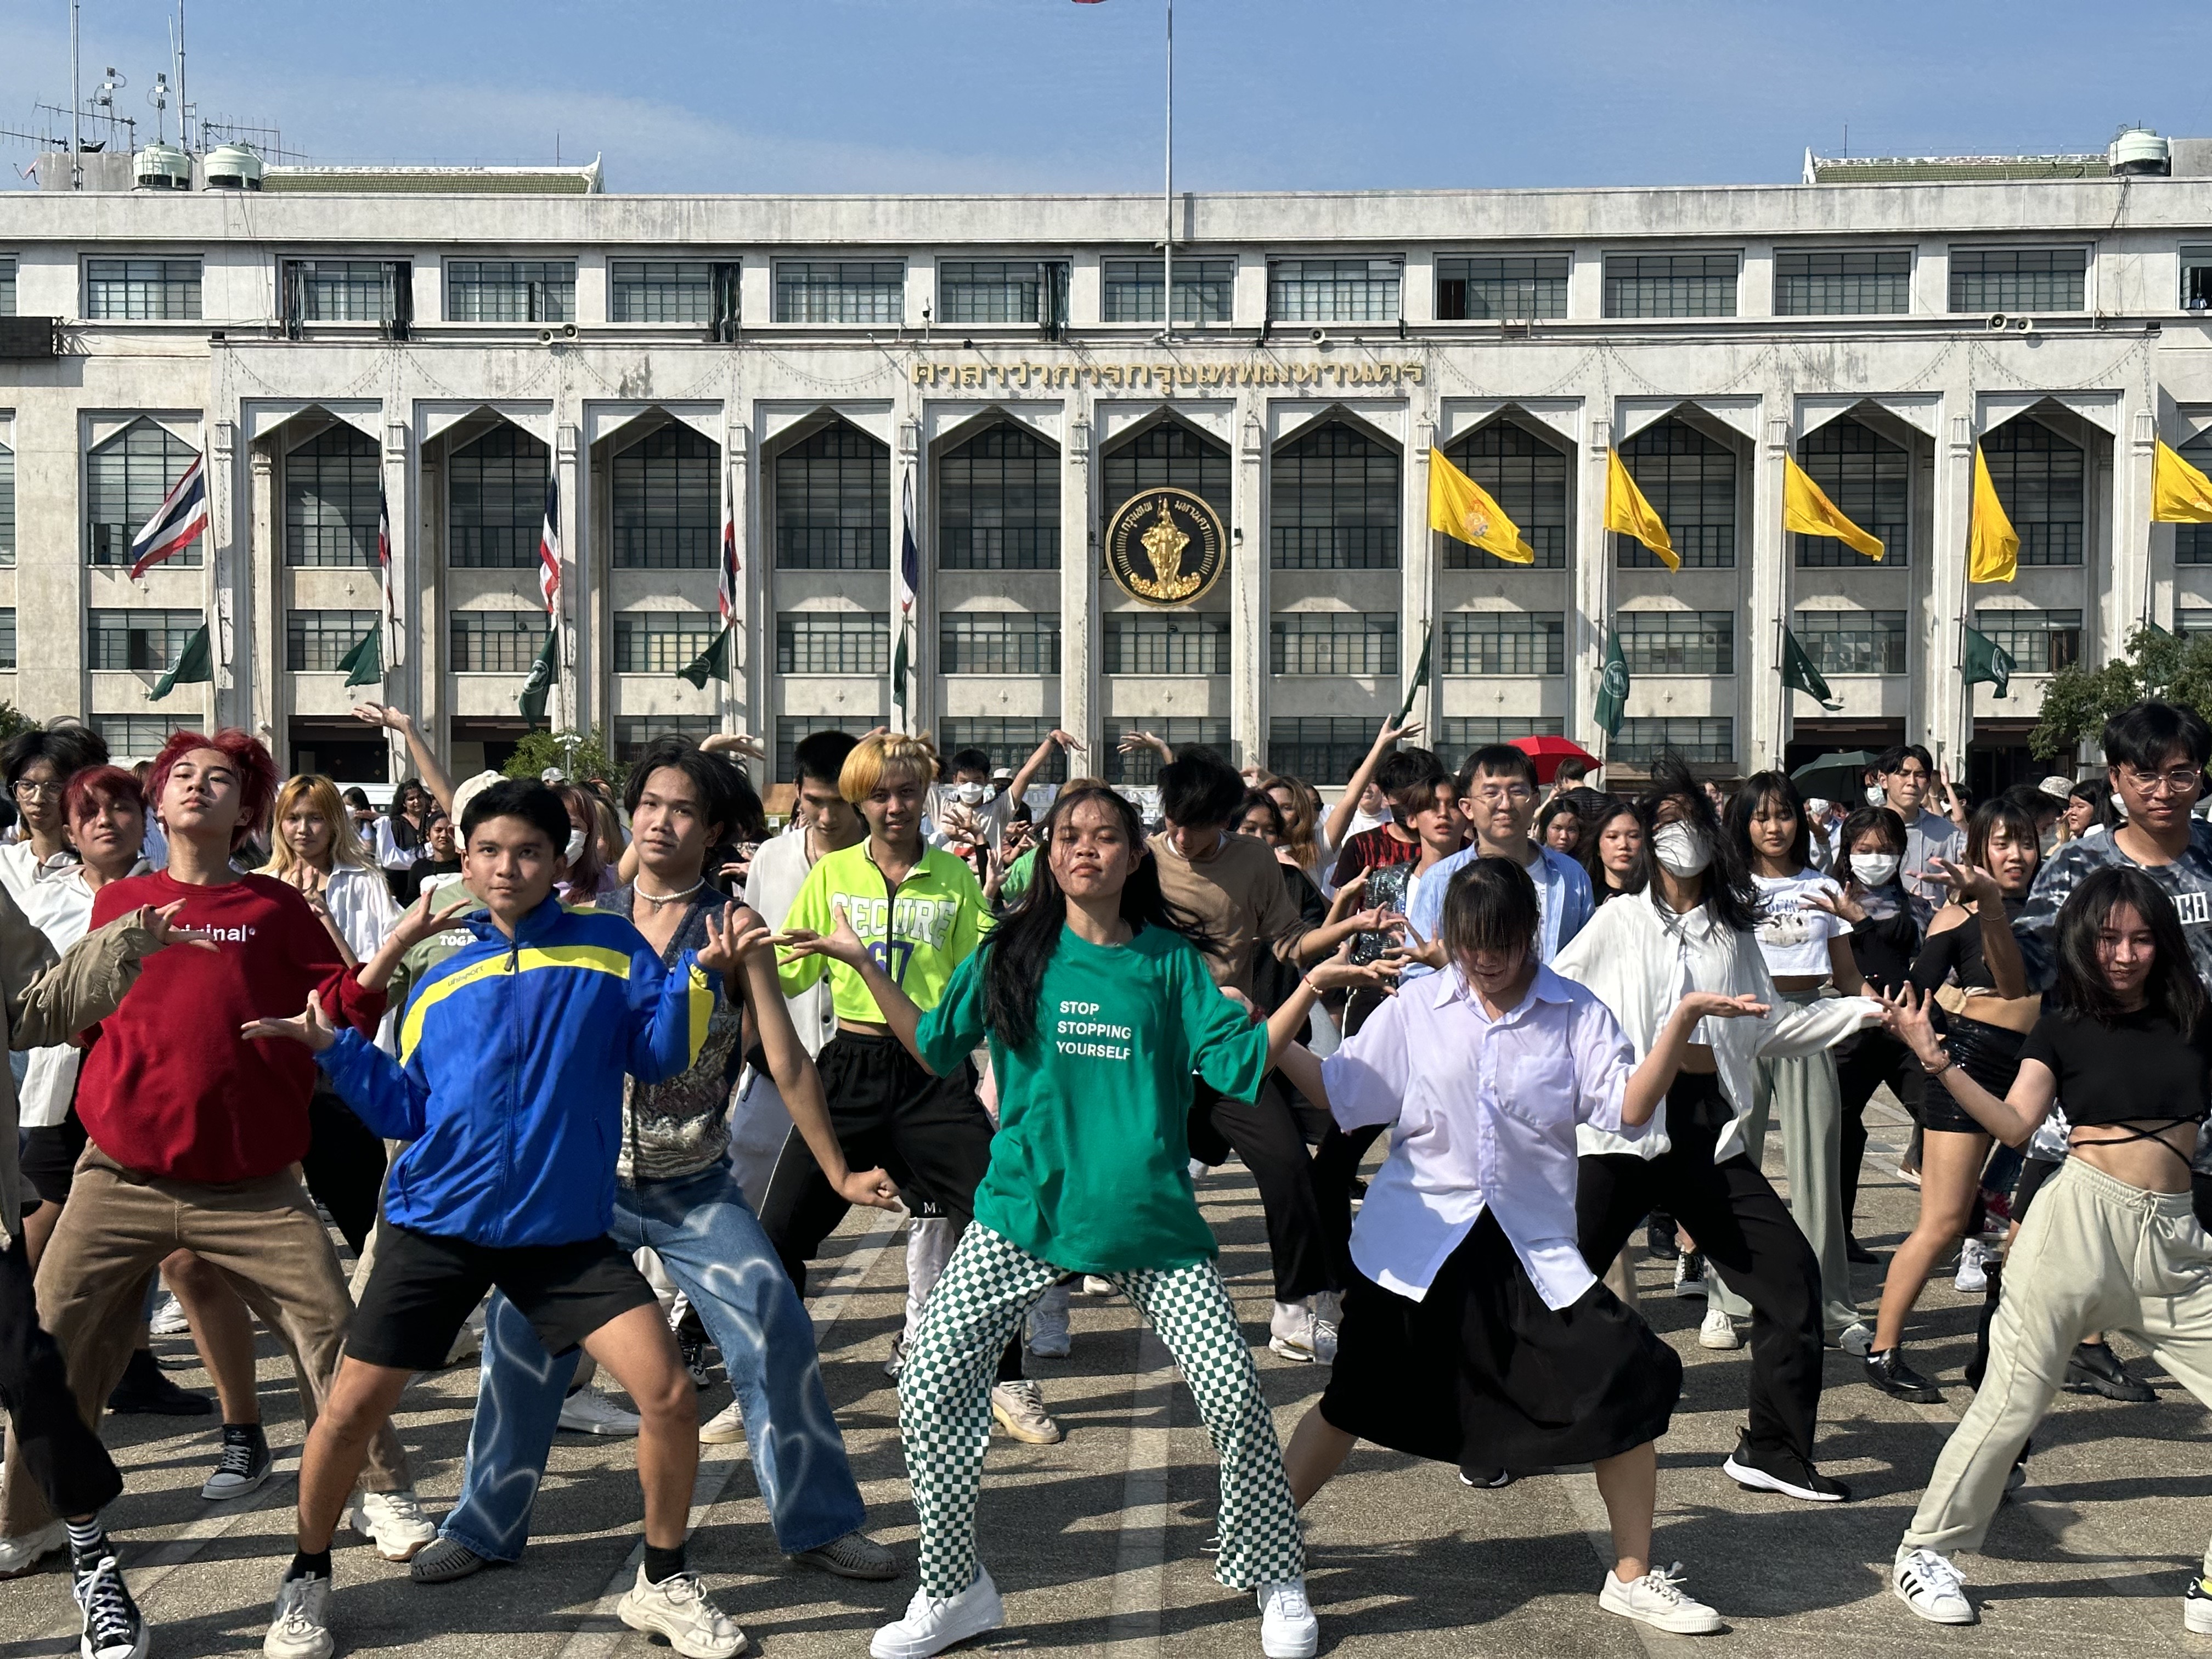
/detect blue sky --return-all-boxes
[6,0,2209,193]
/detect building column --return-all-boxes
[555,421,582,732]
[1232,403,1266,771]
[1576,416,1613,760]
[382,416,413,779]
[1059,407,1093,751]
[1928,407,1974,766]
[418,443,446,759]
[1404,417,1436,732]
[1747,413,1790,772]
[209,416,242,736]
[247,442,279,756]
[724,418,751,738]
[896,411,924,735]
[2119,404,2157,644]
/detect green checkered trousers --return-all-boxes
[899,1221,1306,1597]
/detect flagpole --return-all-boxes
[1161,0,1172,343]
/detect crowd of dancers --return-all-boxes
[0,697,2208,1659]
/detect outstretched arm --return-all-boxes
[1007,729,1085,809]
[1621,993,1768,1127]
[354,703,456,815]
[1881,983,2056,1147]
[776,910,929,1066]
[1323,713,1420,851]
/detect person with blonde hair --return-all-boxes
[263,776,401,976]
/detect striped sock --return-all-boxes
[65,1516,109,1564]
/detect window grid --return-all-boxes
[0,258,14,317]
[1617,421,1736,568]
[777,612,889,675]
[0,609,14,670]
[1270,423,1400,570]
[611,259,714,324]
[1603,253,1737,318]
[1105,720,1233,785]
[1435,255,1570,320]
[0,443,13,567]
[84,258,201,320]
[1617,610,1735,675]
[612,425,717,569]
[614,611,719,675]
[2185,248,2212,312]
[775,424,889,569]
[89,608,203,672]
[1440,422,1569,568]
[937,720,1069,785]
[614,716,719,763]
[92,715,188,758]
[1102,613,1232,675]
[1270,611,1399,677]
[1949,248,2087,313]
[2177,607,2212,636]
[88,421,202,567]
[286,610,379,672]
[449,610,549,674]
[775,715,885,785]
[936,261,1069,328]
[1268,718,1381,785]
[1982,419,2085,566]
[938,611,1061,675]
[1267,258,1401,323]
[1973,608,2082,674]
[1441,611,1565,675]
[2175,431,2212,565]
[1613,718,1734,766]
[1793,610,1908,675]
[445,260,575,323]
[1795,419,1910,566]
[774,261,904,324]
[1101,257,1235,324]
[1775,250,1911,316]
[938,424,1060,570]
[285,426,379,567]
[448,427,549,568]
[285,260,408,324]
[1439,718,1564,776]
[1101,424,1232,535]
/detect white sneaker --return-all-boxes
[1953,1238,1989,1294]
[1268,1301,1336,1364]
[1026,1285,1071,1357]
[1257,1576,1319,1658]
[616,1565,747,1658]
[148,1292,190,1337]
[1599,1562,1723,1634]
[883,1333,911,1380]
[0,1519,66,1578]
[1698,1308,1740,1350]
[1837,1322,1875,1358]
[263,1572,334,1659]
[871,1565,1005,1659]
[557,1387,641,1436]
[1187,1158,1210,1181]
[349,1488,437,1562]
[1081,1275,1115,1297]
[1893,1545,1974,1624]
[699,1400,747,1446]
[990,1379,1063,1444]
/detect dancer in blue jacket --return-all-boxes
[247,778,752,1659]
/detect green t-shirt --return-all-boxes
[998,848,1037,907]
[916,923,1269,1273]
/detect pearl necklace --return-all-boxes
[635,877,706,908]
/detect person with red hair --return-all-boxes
[0,731,437,1594]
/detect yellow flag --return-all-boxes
[1968,445,2019,585]
[1427,447,1534,564]
[2153,439,2212,523]
[1605,449,1675,570]
[1782,454,1883,561]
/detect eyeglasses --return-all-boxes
[1470,785,1534,805]
[2120,764,2203,798]
[11,780,62,800]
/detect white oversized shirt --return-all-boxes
[14,856,150,1128]
[1320,963,1645,1307]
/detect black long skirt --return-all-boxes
[1319,1211,1681,1486]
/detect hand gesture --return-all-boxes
[1679,991,1770,1023]
[837,1166,903,1211]
[241,989,338,1053]
[1048,728,1086,753]
[280,861,329,901]
[1926,856,2002,911]
[1803,884,1867,925]
[697,907,774,978]
[701,732,769,763]
[1878,983,1946,1066]
[137,899,219,955]
[388,888,454,953]
[1220,986,1262,1024]
[352,701,415,736]
[1377,712,1424,747]
[775,907,871,970]
[1308,940,1389,994]
[1345,905,1403,937]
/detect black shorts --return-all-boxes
[20,1110,89,1209]
[1924,1014,2026,1135]
[347,1222,658,1372]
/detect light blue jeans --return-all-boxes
[437,1163,866,1560]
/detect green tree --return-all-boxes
[502,726,629,791]
[2032,624,2212,759]
[0,704,36,746]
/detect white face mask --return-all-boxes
[1850,851,1901,886]
[953,782,988,805]
[1864,785,1885,807]
[564,827,588,866]
[1652,822,1712,878]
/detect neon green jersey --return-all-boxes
[775,839,989,1021]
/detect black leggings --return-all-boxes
[301,1084,387,1258]
[1835,1030,1921,1232]
[0,1234,122,1522]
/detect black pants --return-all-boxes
[1187,1075,1339,1302]
[1835,1030,1921,1233]
[1576,1092,1826,1463]
[301,1083,388,1258]
[0,1233,121,1522]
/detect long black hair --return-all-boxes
[1637,754,1757,932]
[983,781,1221,1051]
[1575,793,1644,902]
[387,776,428,851]
[2052,865,2207,1031]
[1727,770,1812,873]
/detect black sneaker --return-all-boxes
[678,1331,713,1391]
[2065,1341,2157,1403]
[72,1553,149,1659]
[106,1348,212,1417]
[1722,1430,1850,1503]
[1844,1235,1881,1266]
[1644,1214,1680,1261]
[1864,1347,1945,1404]
[202,1422,273,1500]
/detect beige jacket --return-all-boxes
[0,886,163,1246]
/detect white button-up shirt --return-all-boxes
[1319,962,1646,1308]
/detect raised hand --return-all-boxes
[696,908,774,977]
[1926,856,2002,910]
[388,888,453,952]
[1803,884,1867,925]
[352,701,415,736]
[1378,712,1424,747]
[1048,728,1086,753]
[1878,983,1945,1065]
[139,899,219,954]
[1679,991,1770,1023]
[701,732,769,763]
[775,908,870,970]
[241,989,337,1053]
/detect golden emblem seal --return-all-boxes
[1105,487,1227,607]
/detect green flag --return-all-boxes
[518,621,558,727]
[337,623,382,689]
[676,623,732,690]
[1781,626,1841,711]
[147,624,212,703]
[1397,624,1434,724]
[891,619,910,719]
[1962,624,2015,701]
[1593,625,1630,738]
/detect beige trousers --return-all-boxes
[1903,1155,2212,1564]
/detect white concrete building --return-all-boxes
[3,135,2211,794]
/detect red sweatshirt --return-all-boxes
[76,871,387,1183]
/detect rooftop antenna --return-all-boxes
[172,1,188,150]
[149,71,170,145]
[68,0,80,188]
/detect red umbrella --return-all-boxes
[1510,734,1599,785]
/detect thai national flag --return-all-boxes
[127,452,208,579]
[537,478,562,614]
[718,461,739,627]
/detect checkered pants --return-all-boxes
[899,1222,1306,1597]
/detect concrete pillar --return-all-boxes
[1576,416,1613,760]
[1058,407,1094,751]
[1928,407,1974,766]
[724,418,751,738]
[1747,413,1790,771]
[1404,416,1436,732]
[419,447,445,757]
[382,416,412,779]
[1232,402,1267,771]
[2119,404,2157,642]
[555,421,581,732]
[247,443,278,755]
[895,410,923,735]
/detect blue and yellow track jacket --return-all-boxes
[317,893,716,1248]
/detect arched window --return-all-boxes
[1617,420,1735,569]
[775,423,888,570]
[938,423,1059,570]
[88,420,201,567]
[1795,419,1909,567]
[285,425,379,567]
[1982,417,2084,567]
[1441,421,1567,569]
[448,426,549,569]
[612,425,716,569]
[1269,421,1399,569]
[1101,422,1230,526]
